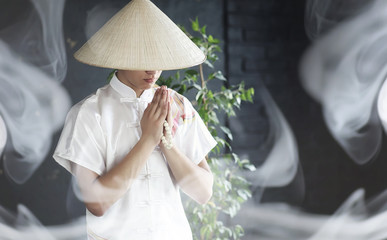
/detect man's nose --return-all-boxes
[146,70,156,75]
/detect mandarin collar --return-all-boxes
[110,73,153,101]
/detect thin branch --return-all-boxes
[200,64,206,89]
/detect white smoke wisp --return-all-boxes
[0,0,71,183]
[0,0,67,82]
[304,0,373,40]
[85,1,119,40]
[377,79,387,133]
[234,189,387,240]
[0,40,71,184]
[0,115,6,155]
[300,0,387,164]
[307,189,387,240]
[0,204,86,240]
[249,86,301,188]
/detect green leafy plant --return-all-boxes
[157,18,255,240]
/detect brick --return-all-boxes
[243,59,288,73]
[244,30,263,42]
[228,57,244,75]
[290,27,310,42]
[228,73,263,86]
[244,28,291,43]
[259,1,283,12]
[266,44,286,60]
[242,60,267,72]
[266,27,291,41]
[233,102,264,118]
[230,115,269,133]
[263,73,291,86]
[269,16,291,28]
[228,44,265,60]
[231,131,266,149]
[287,46,307,62]
[227,27,243,42]
[228,0,261,13]
[228,14,268,29]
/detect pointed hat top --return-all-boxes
[74,0,206,70]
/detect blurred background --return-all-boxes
[2,0,387,239]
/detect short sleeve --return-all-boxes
[173,95,217,165]
[53,101,106,176]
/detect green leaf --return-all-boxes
[107,69,117,82]
[214,71,226,81]
[175,71,180,80]
[225,228,232,237]
[201,25,207,34]
[186,69,198,76]
[196,91,203,102]
[207,90,214,100]
[224,180,232,192]
[192,17,199,31]
[193,83,202,90]
[250,87,255,95]
[166,77,173,86]
[191,37,202,45]
[179,25,187,33]
[240,93,247,101]
[187,86,195,92]
[178,84,187,94]
[232,153,240,163]
[237,189,250,201]
[171,84,180,90]
[208,35,220,44]
[247,88,255,102]
[236,95,242,105]
[220,126,233,140]
[208,72,215,80]
[246,90,253,102]
[214,45,222,53]
[244,163,256,171]
[204,60,214,68]
[208,111,219,124]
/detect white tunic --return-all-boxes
[53,74,217,240]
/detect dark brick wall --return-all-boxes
[226,0,308,167]
[225,0,353,214]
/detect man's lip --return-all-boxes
[144,78,155,83]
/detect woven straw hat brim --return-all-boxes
[74,0,206,70]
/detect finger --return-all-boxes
[158,102,168,122]
[149,88,162,115]
[155,87,165,107]
[147,101,157,117]
[155,89,168,121]
[142,102,151,118]
[151,88,160,104]
[162,86,168,103]
[145,102,151,111]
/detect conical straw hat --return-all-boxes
[74,0,206,70]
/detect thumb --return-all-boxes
[143,102,151,113]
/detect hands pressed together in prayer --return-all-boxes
[141,85,174,148]
[140,87,214,204]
